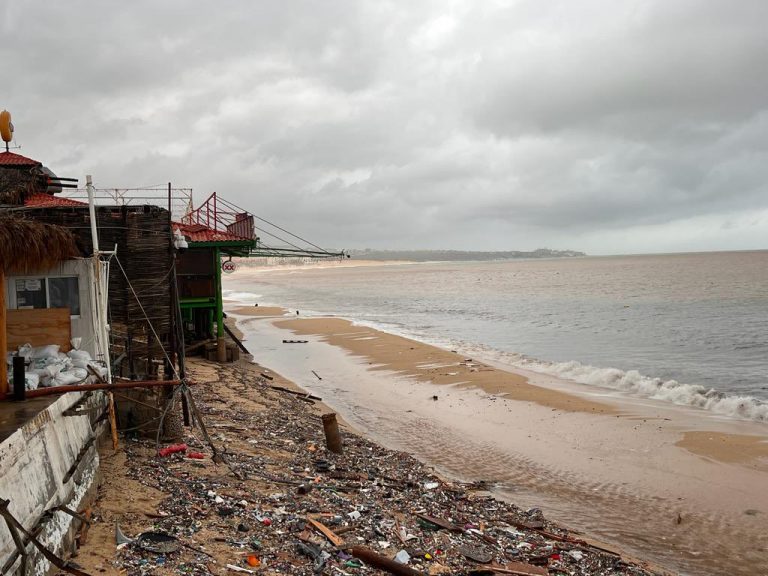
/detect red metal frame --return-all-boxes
[181,192,255,240]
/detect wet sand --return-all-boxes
[228,305,289,317]
[232,309,768,576]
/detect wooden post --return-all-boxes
[0,270,7,399]
[107,392,119,450]
[321,412,343,454]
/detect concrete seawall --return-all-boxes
[0,391,106,574]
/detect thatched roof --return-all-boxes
[0,167,44,206]
[0,213,79,273]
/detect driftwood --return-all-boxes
[267,385,321,401]
[350,546,424,576]
[306,517,344,546]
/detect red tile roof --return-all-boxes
[174,222,251,243]
[24,192,87,207]
[0,151,41,167]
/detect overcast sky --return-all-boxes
[2,1,767,255]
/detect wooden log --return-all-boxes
[321,412,343,454]
[350,546,424,576]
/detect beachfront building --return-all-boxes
[173,193,256,359]
[0,148,108,572]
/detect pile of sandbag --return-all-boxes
[5,344,107,390]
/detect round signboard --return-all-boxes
[221,260,238,274]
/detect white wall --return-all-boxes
[4,259,97,357]
[0,392,106,574]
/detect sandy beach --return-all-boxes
[72,348,661,575]
[229,305,768,576]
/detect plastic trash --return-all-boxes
[394,549,411,564]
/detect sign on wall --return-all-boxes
[221,260,238,274]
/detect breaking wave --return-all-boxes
[513,357,768,423]
[222,290,262,302]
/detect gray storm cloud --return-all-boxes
[1,0,767,254]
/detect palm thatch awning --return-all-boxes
[0,213,79,273]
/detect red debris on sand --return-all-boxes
[158,443,188,457]
[187,452,205,459]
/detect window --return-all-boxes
[15,278,47,309]
[49,277,81,316]
[14,276,80,316]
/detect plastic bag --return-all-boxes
[30,344,60,359]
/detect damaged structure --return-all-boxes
[0,111,344,573]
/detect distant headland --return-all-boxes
[346,248,586,261]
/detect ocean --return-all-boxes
[225,250,768,423]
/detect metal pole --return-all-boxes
[214,247,226,362]
[86,176,99,253]
[12,356,25,401]
[87,176,112,384]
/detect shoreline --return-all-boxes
[228,304,768,576]
[72,353,664,575]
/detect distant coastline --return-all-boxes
[346,247,586,261]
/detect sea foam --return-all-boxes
[514,357,768,422]
[222,290,263,302]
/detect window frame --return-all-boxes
[11,274,81,319]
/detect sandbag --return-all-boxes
[30,344,60,359]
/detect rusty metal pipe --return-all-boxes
[24,379,185,399]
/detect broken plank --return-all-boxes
[306,517,344,547]
[415,512,462,532]
[471,562,548,576]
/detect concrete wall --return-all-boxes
[0,391,106,574]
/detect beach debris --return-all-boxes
[307,516,345,546]
[114,523,132,547]
[268,384,322,401]
[415,512,461,532]
[283,339,308,344]
[321,412,344,454]
[135,531,181,554]
[260,371,274,380]
[394,549,411,564]
[226,564,256,573]
[351,546,424,576]
[458,543,494,563]
[102,358,658,576]
[312,370,323,380]
[157,443,187,457]
[247,553,261,566]
[468,561,549,575]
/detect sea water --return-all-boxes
[224,251,768,423]
[225,251,768,576]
